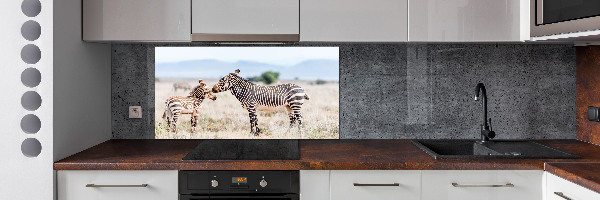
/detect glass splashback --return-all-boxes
[154,47,339,139]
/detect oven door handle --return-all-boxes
[210,196,296,199]
[180,195,298,200]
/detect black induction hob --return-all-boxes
[182,140,300,160]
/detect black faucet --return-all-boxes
[474,83,495,143]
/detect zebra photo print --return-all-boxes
[154,47,340,139]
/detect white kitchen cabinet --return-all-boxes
[300,170,330,200]
[57,170,178,200]
[1,0,112,198]
[422,170,543,200]
[330,170,421,200]
[191,0,299,41]
[300,0,408,42]
[82,0,191,41]
[409,0,529,42]
[545,172,600,200]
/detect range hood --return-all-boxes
[191,0,300,42]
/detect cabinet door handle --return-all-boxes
[86,184,149,188]
[451,183,514,188]
[353,183,400,186]
[554,192,573,200]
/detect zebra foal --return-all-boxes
[163,79,217,133]
[212,69,310,136]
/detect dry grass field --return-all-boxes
[155,78,339,139]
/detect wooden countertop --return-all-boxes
[54,139,600,171]
[53,139,600,196]
[545,162,600,194]
[54,139,600,194]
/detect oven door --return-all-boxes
[180,194,299,200]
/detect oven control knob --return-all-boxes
[259,179,267,187]
[211,180,219,188]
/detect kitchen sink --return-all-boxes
[412,140,579,159]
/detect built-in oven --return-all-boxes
[532,0,600,37]
[179,171,299,200]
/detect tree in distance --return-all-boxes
[252,71,280,85]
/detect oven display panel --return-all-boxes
[232,177,247,184]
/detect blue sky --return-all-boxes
[155,47,339,66]
[155,47,340,81]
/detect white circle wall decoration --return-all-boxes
[21,138,42,157]
[21,20,41,41]
[20,114,41,134]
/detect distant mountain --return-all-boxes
[281,60,339,81]
[155,59,339,81]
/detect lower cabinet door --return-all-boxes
[421,170,542,200]
[57,170,178,200]
[300,170,330,200]
[330,170,421,200]
[546,172,600,200]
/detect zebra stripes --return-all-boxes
[163,79,216,133]
[212,69,310,136]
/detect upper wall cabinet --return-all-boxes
[409,0,529,42]
[191,0,300,41]
[83,0,191,42]
[300,0,408,42]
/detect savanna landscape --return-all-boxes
[155,78,339,139]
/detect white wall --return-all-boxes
[0,0,54,199]
[53,0,111,162]
[0,0,110,199]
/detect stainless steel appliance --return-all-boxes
[179,171,299,199]
[532,0,600,37]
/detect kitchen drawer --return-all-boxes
[57,170,178,200]
[330,170,421,200]
[422,170,542,200]
[545,172,600,200]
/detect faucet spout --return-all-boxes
[474,83,487,129]
[474,83,495,142]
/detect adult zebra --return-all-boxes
[212,69,310,136]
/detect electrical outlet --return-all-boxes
[589,106,600,122]
[129,106,142,119]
